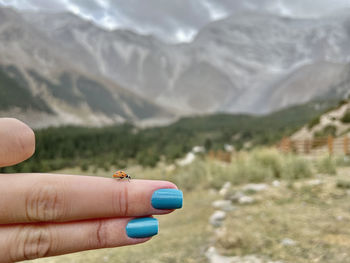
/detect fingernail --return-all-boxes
[151,189,183,209]
[126,217,158,238]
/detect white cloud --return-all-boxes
[1,0,350,42]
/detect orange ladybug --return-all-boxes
[113,170,131,181]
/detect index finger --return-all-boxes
[0,118,35,167]
[0,174,182,224]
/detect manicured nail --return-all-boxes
[126,217,158,238]
[151,189,183,209]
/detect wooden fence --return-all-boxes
[278,136,350,156]
[208,150,232,163]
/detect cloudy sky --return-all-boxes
[1,0,350,42]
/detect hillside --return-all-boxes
[1,99,336,174]
[292,99,350,140]
[0,7,172,128]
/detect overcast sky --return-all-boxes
[1,0,350,42]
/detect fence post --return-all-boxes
[328,135,334,156]
[281,137,291,153]
[344,136,349,155]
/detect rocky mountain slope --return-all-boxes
[0,7,172,128]
[21,9,350,114]
[292,100,350,140]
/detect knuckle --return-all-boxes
[93,220,109,248]
[25,183,65,222]
[12,225,52,260]
[114,184,129,217]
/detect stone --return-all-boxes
[177,152,196,166]
[219,182,232,196]
[281,238,297,246]
[243,183,268,192]
[228,191,245,202]
[272,180,281,187]
[238,196,255,205]
[209,210,226,227]
[212,200,236,211]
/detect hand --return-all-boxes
[0,118,182,262]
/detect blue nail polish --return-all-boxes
[151,189,183,209]
[126,218,158,238]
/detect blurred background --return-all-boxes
[1,0,350,262]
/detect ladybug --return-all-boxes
[113,170,131,181]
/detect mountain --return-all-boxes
[21,9,350,115]
[1,6,350,128]
[0,7,172,128]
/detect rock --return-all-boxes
[209,210,226,227]
[229,191,245,202]
[281,238,297,246]
[243,183,268,192]
[177,152,196,166]
[219,182,232,196]
[272,180,281,187]
[212,200,236,211]
[192,145,205,153]
[238,196,255,205]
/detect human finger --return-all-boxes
[0,118,35,168]
[0,217,157,262]
[0,173,183,224]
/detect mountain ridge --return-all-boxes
[1,6,350,127]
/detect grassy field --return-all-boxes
[215,167,350,262]
[28,149,350,263]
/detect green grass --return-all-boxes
[316,156,337,175]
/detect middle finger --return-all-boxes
[0,174,182,224]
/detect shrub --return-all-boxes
[282,155,313,180]
[308,116,320,129]
[315,125,337,138]
[169,148,316,191]
[316,156,337,175]
[335,156,350,167]
[341,111,350,123]
[80,162,89,172]
[250,148,283,178]
[336,179,350,189]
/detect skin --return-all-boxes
[0,118,177,262]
